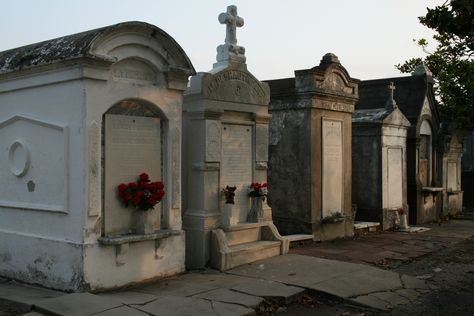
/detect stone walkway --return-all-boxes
[4,255,428,315]
[291,219,474,269]
[2,219,472,315]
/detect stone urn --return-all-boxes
[399,214,409,230]
[135,210,154,235]
[247,196,264,222]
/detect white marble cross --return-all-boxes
[218,5,244,45]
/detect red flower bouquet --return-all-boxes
[117,173,165,211]
[248,182,268,198]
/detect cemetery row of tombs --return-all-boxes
[0,8,467,291]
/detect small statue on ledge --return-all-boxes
[223,185,237,204]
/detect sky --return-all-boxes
[0,0,446,81]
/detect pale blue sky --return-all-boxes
[0,0,444,80]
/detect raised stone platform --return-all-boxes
[210,222,289,271]
[354,221,381,235]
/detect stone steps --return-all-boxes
[211,222,289,271]
[354,221,381,235]
[227,240,282,268]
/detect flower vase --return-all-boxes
[135,210,154,235]
[247,196,264,223]
[399,214,409,230]
[221,203,237,228]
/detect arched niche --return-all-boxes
[102,99,167,236]
[419,119,433,186]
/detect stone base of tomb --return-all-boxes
[210,222,289,271]
[312,216,355,242]
[355,207,403,231]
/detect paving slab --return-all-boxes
[211,300,256,316]
[394,288,421,301]
[370,291,410,305]
[34,293,123,316]
[0,282,62,306]
[93,305,149,316]
[97,290,158,305]
[309,267,403,298]
[401,274,430,290]
[351,294,392,311]
[228,254,368,287]
[135,272,256,297]
[231,279,304,304]
[136,280,219,297]
[138,295,253,316]
[193,288,263,308]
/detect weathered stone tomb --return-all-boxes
[352,83,411,230]
[438,123,464,215]
[357,65,443,224]
[182,5,287,271]
[0,22,194,290]
[462,129,474,207]
[267,54,359,241]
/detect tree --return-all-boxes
[396,0,474,127]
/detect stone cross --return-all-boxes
[386,81,398,109]
[388,82,396,101]
[218,5,244,45]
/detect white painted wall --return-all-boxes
[0,67,87,289]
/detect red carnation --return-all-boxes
[128,182,137,189]
[118,183,127,193]
[139,173,150,182]
[147,197,157,205]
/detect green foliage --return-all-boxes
[396,0,474,127]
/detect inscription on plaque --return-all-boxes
[104,114,161,234]
[221,124,252,223]
[322,119,343,217]
[387,148,403,208]
[447,161,457,190]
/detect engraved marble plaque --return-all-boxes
[387,148,403,208]
[322,119,343,217]
[221,124,252,223]
[447,161,457,190]
[104,114,161,235]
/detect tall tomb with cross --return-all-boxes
[182,5,287,271]
[352,82,411,230]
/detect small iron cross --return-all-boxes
[218,5,244,45]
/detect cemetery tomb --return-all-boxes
[0,21,194,291]
[357,65,443,224]
[462,130,474,207]
[439,123,464,215]
[267,53,359,241]
[352,82,411,230]
[182,5,288,271]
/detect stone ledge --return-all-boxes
[422,186,444,193]
[222,221,273,232]
[98,230,182,246]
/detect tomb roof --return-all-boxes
[352,108,391,123]
[0,21,195,76]
[357,72,437,123]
